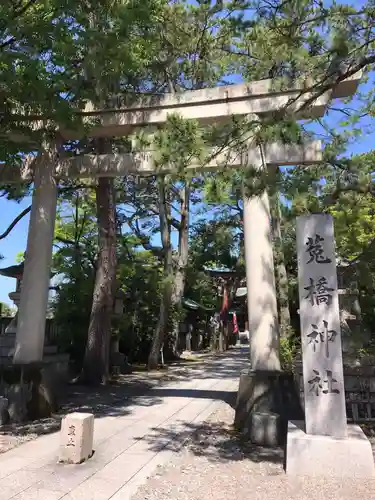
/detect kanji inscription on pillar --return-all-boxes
[296,214,347,438]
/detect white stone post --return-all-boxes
[13,160,57,364]
[59,413,94,464]
[243,150,280,371]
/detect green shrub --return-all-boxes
[279,332,300,372]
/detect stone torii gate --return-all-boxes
[1,76,360,387]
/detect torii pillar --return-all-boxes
[244,188,280,368]
[234,144,307,447]
[13,161,57,364]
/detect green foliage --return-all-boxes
[0,0,166,182]
[115,246,162,362]
[279,333,300,372]
[190,220,241,272]
[15,251,24,264]
[53,277,94,368]
[153,115,205,176]
[184,266,219,313]
[52,188,165,365]
[0,302,15,317]
[330,194,375,260]
[50,189,97,365]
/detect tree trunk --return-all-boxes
[148,177,173,370]
[171,184,190,355]
[271,187,291,338]
[148,275,172,369]
[81,177,117,385]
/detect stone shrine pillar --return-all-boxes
[296,214,347,437]
[13,161,57,364]
[286,214,374,477]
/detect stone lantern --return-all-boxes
[0,261,24,336]
[0,260,70,422]
[0,259,68,365]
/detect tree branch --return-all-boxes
[295,56,375,115]
[0,205,31,240]
[127,218,163,257]
[55,235,76,245]
[0,0,39,50]
[13,0,38,19]
[0,36,16,50]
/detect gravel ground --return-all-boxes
[132,405,375,500]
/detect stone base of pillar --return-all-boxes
[234,369,304,447]
[286,420,375,477]
[0,358,69,422]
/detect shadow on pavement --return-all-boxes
[133,417,284,465]
[0,348,249,442]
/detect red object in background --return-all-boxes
[232,312,239,334]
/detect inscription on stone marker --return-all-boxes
[67,425,76,447]
[304,277,333,306]
[306,320,337,357]
[305,234,332,264]
[59,413,94,464]
[307,369,340,395]
[296,214,347,438]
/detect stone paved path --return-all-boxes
[0,348,248,500]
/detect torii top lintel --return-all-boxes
[58,73,360,139]
[1,73,360,182]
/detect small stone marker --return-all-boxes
[296,213,346,438]
[59,412,94,464]
[286,214,375,477]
